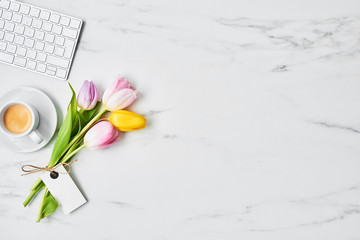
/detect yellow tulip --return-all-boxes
[109,110,146,131]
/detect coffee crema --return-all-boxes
[3,104,32,134]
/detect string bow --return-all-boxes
[21,159,77,176]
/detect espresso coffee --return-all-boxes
[3,104,32,134]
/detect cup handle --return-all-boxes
[29,129,43,144]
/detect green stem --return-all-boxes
[23,190,37,207]
[36,187,48,222]
[23,182,44,207]
[60,144,85,164]
[62,136,83,162]
[30,178,42,191]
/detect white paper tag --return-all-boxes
[40,165,87,214]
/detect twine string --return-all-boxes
[21,159,78,176]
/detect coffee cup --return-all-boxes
[0,101,43,144]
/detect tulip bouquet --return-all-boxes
[23,77,146,222]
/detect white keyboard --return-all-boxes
[0,0,82,80]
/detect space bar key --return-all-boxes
[47,56,69,69]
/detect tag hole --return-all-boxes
[50,171,59,179]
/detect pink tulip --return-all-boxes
[102,77,137,111]
[84,121,119,150]
[77,80,99,110]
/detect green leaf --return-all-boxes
[37,188,58,222]
[48,83,77,167]
[79,101,102,126]
[71,113,82,138]
[69,83,77,120]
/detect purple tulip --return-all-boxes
[77,80,99,110]
[84,121,119,150]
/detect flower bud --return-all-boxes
[102,78,137,111]
[109,110,146,131]
[84,120,119,150]
[77,80,98,110]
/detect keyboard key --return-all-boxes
[6,43,16,53]
[4,22,14,32]
[62,28,77,39]
[56,68,67,79]
[14,35,24,45]
[19,4,30,15]
[50,13,60,23]
[70,19,81,29]
[36,62,46,72]
[27,49,36,59]
[32,19,42,29]
[60,16,70,26]
[44,43,54,53]
[34,30,44,40]
[0,0,10,9]
[26,60,36,70]
[3,32,14,42]
[0,42,7,50]
[52,25,62,35]
[14,25,24,34]
[16,46,26,56]
[42,22,52,31]
[37,52,46,62]
[47,55,69,68]
[46,65,56,74]
[46,69,56,76]
[22,15,32,26]
[54,36,64,46]
[9,1,20,12]
[47,65,56,72]
[12,13,22,24]
[24,38,34,48]
[0,41,6,50]
[14,56,26,67]
[64,39,75,58]
[30,8,40,17]
[64,49,72,59]
[54,47,64,56]
[24,28,34,37]
[40,10,50,20]
[2,10,12,20]
[0,20,4,29]
[0,30,4,39]
[44,33,54,43]
[35,41,44,51]
[0,51,13,63]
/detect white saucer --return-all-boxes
[0,87,58,153]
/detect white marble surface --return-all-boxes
[1,0,360,239]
